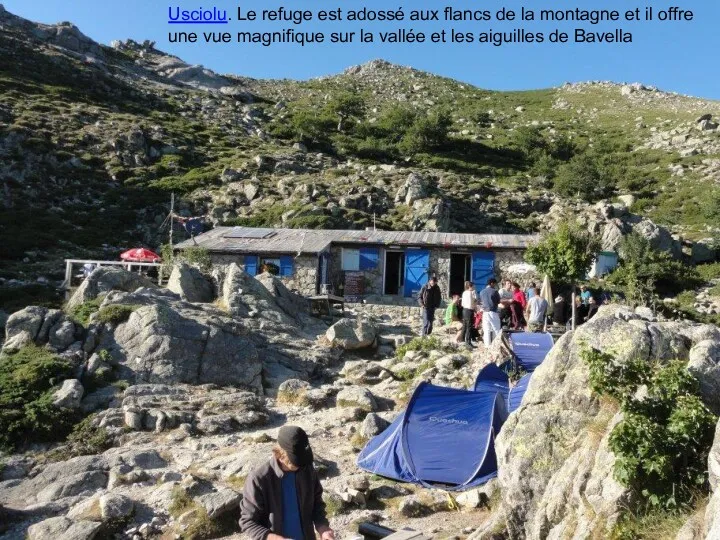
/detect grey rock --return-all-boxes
[110,302,262,390]
[687,340,720,415]
[493,306,720,539]
[67,267,155,310]
[27,517,101,540]
[277,379,311,404]
[53,379,84,410]
[2,306,48,352]
[404,173,429,205]
[196,488,242,518]
[99,493,134,521]
[326,319,377,350]
[166,263,214,303]
[709,420,720,491]
[336,386,377,412]
[360,413,390,438]
[398,495,429,517]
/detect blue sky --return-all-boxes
[4,0,719,98]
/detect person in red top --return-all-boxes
[510,282,527,330]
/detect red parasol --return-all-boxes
[120,248,161,263]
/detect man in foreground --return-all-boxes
[479,278,501,347]
[240,426,334,540]
[419,276,442,336]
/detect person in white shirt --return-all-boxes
[461,281,477,347]
[527,287,548,332]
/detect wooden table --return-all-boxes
[309,294,345,319]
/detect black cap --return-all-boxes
[277,426,313,467]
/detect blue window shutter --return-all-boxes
[245,255,259,277]
[359,248,379,270]
[280,255,294,277]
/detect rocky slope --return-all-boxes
[2,267,720,539]
[0,4,719,310]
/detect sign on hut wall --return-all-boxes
[344,271,365,302]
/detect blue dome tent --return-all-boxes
[357,332,555,490]
[356,383,506,490]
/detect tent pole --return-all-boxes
[571,291,576,331]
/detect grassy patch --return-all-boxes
[0,345,76,450]
[95,304,140,325]
[169,487,195,518]
[396,336,452,360]
[611,500,706,539]
[68,296,104,326]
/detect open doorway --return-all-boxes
[449,253,471,297]
[384,251,405,295]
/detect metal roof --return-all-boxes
[176,227,539,255]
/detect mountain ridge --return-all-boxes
[0,3,718,311]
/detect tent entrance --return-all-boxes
[449,253,471,297]
[384,251,405,295]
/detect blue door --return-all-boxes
[244,255,259,276]
[404,250,430,298]
[471,252,495,291]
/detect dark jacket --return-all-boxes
[552,300,567,325]
[419,283,442,310]
[239,457,328,540]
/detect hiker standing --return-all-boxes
[527,287,548,332]
[444,294,464,342]
[240,425,335,540]
[419,276,442,337]
[580,285,592,305]
[479,278,501,347]
[461,281,477,348]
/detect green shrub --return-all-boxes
[95,304,139,325]
[607,233,701,305]
[395,336,452,360]
[0,345,77,450]
[68,296,104,326]
[581,347,717,509]
[525,222,600,284]
[47,414,113,461]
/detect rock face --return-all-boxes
[3,307,80,353]
[701,420,720,538]
[67,267,156,310]
[493,306,720,539]
[103,290,262,391]
[166,263,213,303]
[325,318,377,350]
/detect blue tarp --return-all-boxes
[357,383,505,490]
[509,332,555,373]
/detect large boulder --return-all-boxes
[166,263,213,303]
[221,264,295,325]
[52,379,84,410]
[255,271,310,320]
[691,239,717,263]
[27,517,101,540]
[3,307,79,353]
[492,306,720,539]
[325,318,377,350]
[108,301,262,391]
[67,267,155,310]
[701,421,720,538]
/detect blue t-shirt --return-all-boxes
[525,287,536,300]
[580,290,591,305]
[281,472,304,540]
[479,286,500,312]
